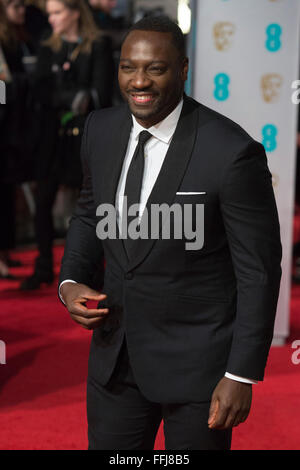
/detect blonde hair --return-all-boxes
[43,0,101,59]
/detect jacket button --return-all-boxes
[125,272,133,280]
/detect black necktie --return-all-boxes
[122,130,152,256]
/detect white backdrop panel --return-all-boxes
[192,0,300,343]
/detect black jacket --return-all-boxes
[59,95,282,403]
[33,36,114,182]
[0,40,35,183]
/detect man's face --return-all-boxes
[118,30,188,128]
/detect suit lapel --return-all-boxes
[127,96,199,272]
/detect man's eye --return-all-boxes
[149,67,165,73]
[121,65,134,71]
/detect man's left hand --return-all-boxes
[208,377,252,429]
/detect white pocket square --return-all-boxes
[176,191,206,195]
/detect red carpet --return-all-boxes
[0,245,299,450]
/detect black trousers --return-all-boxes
[87,338,232,450]
[0,182,15,251]
[34,175,60,263]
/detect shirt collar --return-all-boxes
[131,98,184,144]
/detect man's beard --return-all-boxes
[126,93,177,124]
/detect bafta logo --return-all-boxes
[261,74,283,103]
[213,22,236,51]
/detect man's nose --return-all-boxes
[131,70,152,89]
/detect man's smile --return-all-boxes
[129,93,157,105]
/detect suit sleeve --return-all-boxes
[220,140,282,381]
[58,112,105,298]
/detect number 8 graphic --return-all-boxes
[265,24,282,52]
[214,73,230,101]
[262,124,278,152]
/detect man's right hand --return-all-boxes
[60,282,109,330]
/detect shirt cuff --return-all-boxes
[59,279,77,305]
[225,372,258,385]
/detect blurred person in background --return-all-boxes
[20,0,114,290]
[25,0,50,43]
[87,0,124,32]
[87,0,128,105]
[0,0,37,278]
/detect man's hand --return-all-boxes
[208,377,252,430]
[60,282,109,330]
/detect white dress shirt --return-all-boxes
[60,98,257,385]
[115,99,184,230]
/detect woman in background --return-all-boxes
[0,0,35,278]
[20,0,114,290]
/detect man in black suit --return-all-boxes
[59,16,282,450]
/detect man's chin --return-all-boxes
[131,109,157,121]
[128,102,162,122]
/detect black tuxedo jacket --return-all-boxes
[59,95,282,403]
